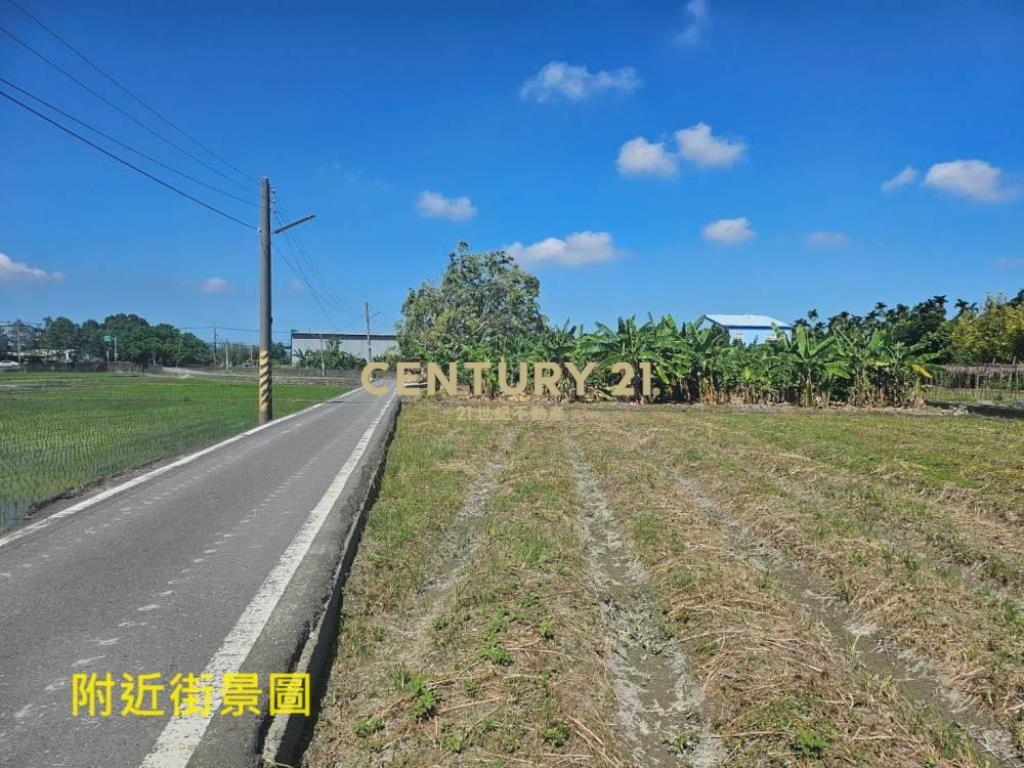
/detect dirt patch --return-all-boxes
[569,441,724,768]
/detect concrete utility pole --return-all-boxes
[213,326,218,368]
[16,320,22,364]
[224,339,230,370]
[364,301,372,363]
[258,177,315,424]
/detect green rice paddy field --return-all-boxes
[0,372,346,529]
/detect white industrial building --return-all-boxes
[704,314,792,345]
[289,331,398,364]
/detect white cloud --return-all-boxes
[923,159,1017,203]
[881,166,918,192]
[0,252,62,282]
[415,190,478,221]
[674,122,746,169]
[520,61,641,103]
[807,231,848,246]
[675,0,710,45]
[702,217,754,244]
[617,137,678,178]
[994,257,1024,269]
[619,123,745,177]
[288,279,307,293]
[198,277,231,294]
[504,231,621,267]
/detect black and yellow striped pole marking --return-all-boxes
[258,349,272,422]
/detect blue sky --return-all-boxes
[2,0,1023,343]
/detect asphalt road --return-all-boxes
[0,384,396,768]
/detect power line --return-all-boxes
[273,193,355,318]
[278,222,357,323]
[4,0,258,186]
[269,205,361,329]
[270,209,357,327]
[1,77,257,208]
[0,23,255,195]
[272,241,346,332]
[0,88,255,229]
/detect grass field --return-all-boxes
[306,401,1024,768]
[0,372,347,529]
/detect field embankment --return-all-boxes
[306,401,1024,767]
[0,372,347,529]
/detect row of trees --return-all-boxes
[0,315,288,367]
[397,245,1023,406]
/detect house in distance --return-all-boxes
[704,314,792,345]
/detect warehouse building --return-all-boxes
[704,314,792,345]
[290,330,398,364]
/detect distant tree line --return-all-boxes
[397,244,1024,406]
[0,314,288,367]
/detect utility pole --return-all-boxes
[224,339,230,370]
[16,320,22,364]
[258,178,273,422]
[364,301,372,363]
[213,326,218,368]
[259,177,315,424]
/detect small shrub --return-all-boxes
[542,721,569,748]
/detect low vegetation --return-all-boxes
[308,401,1024,767]
[0,372,345,529]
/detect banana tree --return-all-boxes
[782,325,843,407]
[876,341,936,406]
[577,316,668,402]
[836,328,889,406]
[678,318,727,403]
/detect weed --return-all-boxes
[353,716,384,739]
[541,721,569,748]
[538,618,555,640]
[790,727,831,757]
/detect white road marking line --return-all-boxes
[72,656,106,667]
[0,388,365,551]
[139,391,394,768]
[137,604,159,612]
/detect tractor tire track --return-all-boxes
[568,439,724,768]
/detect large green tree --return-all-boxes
[397,243,544,362]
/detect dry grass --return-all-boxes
[305,402,1024,768]
[304,403,624,766]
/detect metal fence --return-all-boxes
[930,364,1024,405]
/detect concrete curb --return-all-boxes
[260,394,401,767]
